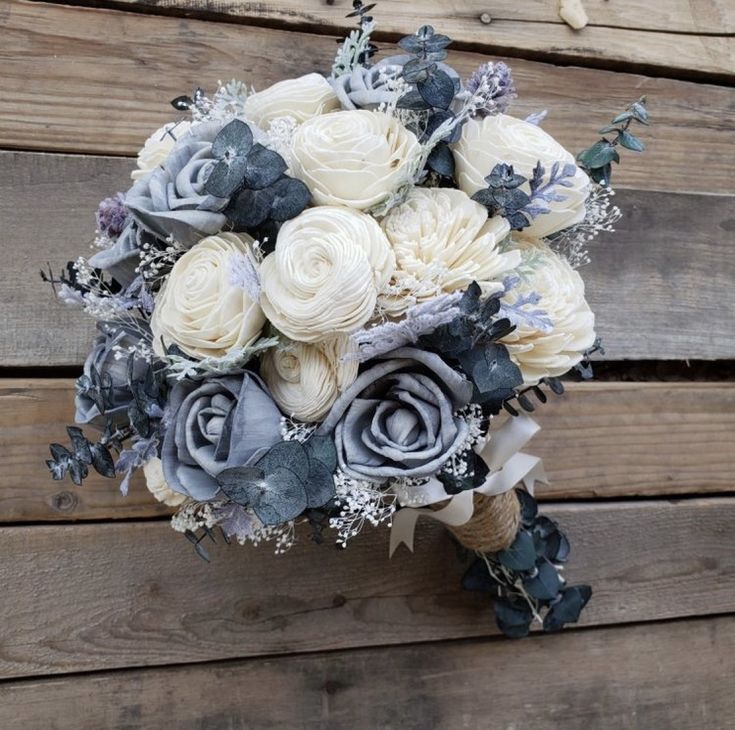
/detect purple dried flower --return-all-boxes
[96,193,129,238]
[466,61,516,117]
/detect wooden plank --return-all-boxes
[2,380,733,522]
[0,498,732,678]
[3,151,734,366]
[1,615,732,729]
[2,0,734,196]
[52,0,735,80]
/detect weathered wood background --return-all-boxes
[0,0,733,726]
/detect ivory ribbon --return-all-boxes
[389,414,548,556]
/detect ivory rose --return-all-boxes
[259,206,395,342]
[501,238,596,383]
[453,114,590,239]
[260,336,359,422]
[244,73,340,128]
[380,187,520,314]
[151,233,265,360]
[290,110,421,210]
[131,120,192,181]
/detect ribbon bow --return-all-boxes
[389,414,547,556]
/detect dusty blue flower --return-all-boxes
[125,121,230,248]
[88,220,149,288]
[161,372,282,501]
[318,347,473,482]
[75,321,150,428]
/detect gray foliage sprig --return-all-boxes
[576,96,649,186]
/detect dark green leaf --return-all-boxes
[610,111,634,124]
[494,598,533,639]
[304,435,337,473]
[217,466,266,505]
[226,187,276,229]
[576,139,619,169]
[543,585,592,632]
[523,560,563,601]
[242,145,288,190]
[417,67,455,110]
[497,529,536,571]
[462,558,498,592]
[617,129,645,152]
[427,142,455,177]
[269,177,311,222]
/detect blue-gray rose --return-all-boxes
[331,56,461,111]
[161,373,282,501]
[318,347,473,481]
[75,321,150,427]
[125,121,230,248]
[88,220,155,288]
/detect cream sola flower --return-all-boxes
[453,114,591,239]
[289,109,421,210]
[500,237,596,383]
[259,206,396,343]
[380,187,520,314]
[151,233,265,360]
[260,336,359,422]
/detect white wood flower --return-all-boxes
[453,114,590,239]
[259,206,395,342]
[380,187,520,314]
[501,238,596,383]
[244,73,341,128]
[290,110,420,210]
[151,233,265,360]
[260,336,359,422]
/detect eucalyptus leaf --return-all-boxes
[617,129,645,152]
[543,585,592,632]
[226,187,275,229]
[417,67,455,110]
[523,560,562,601]
[269,177,311,222]
[462,558,498,593]
[242,145,288,190]
[494,598,533,639]
[497,529,536,571]
[427,142,455,177]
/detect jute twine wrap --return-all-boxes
[436,490,521,553]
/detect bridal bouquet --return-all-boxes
[44,1,648,637]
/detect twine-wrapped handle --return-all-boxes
[445,490,521,553]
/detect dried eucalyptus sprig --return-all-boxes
[576,96,649,186]
[462,490,592,638]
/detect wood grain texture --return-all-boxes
[2,0,735,196]
[3,379,734,522]
[0,498,733,678]
[50,0,735,80]
[1,615,732,729]
[3,151,734,366]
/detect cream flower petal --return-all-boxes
[260,206,395,343]
[151,233,265,360]
[452,114,590,239]
[501,237,596,383]
[380,187,519,314]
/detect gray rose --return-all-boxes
[161,373,282,501]
[331,56,461,111]
[318,347,473,481]
[125,121,229,248]
[75,321,150,427]
[88,220,155,288]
